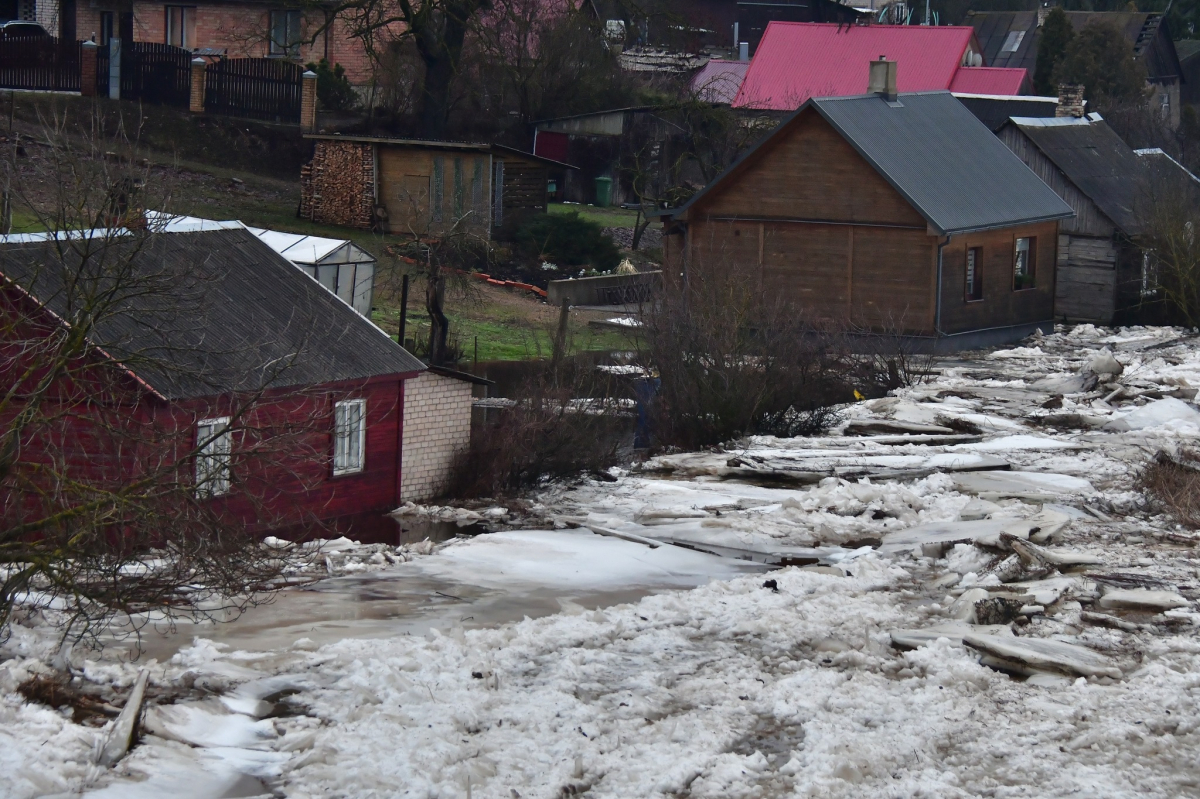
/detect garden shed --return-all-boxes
[299,135,574,239]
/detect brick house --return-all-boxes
[21,0,376,83]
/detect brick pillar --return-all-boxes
[189,58,206,113]
[301,70,318,132]
[80,40,97,97]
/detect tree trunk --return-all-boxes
[427,269,449,365]
[413,1,476,139]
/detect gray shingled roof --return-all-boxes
[673,91,1073,235]
[813,92,1074,234]
[1007,116,1146,236]
[0,228,424,400]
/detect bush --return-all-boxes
[1138,450,1200,528]
[305,59,357,112]
[450,364,627,497]
[514,211,621,272]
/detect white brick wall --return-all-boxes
[401,371,473,502]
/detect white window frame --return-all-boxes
[333,398,366,476]
[195,416,232,497]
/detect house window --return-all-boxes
[1000,30,1025,54]
[269,9,303,57]
[1013,237,1036,290]
[195,417,232,497]
[965,247,983,301]
[165,6,192,48]
[99,11,114,45]
[333,398,366,475]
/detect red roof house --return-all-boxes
[733,22,1027,110]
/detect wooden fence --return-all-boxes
[205,58,303,122]
[0,36,80,92]
[121,42,192,106]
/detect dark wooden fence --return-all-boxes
[204,58,303,122]
[96,44,109,96]
[121,42,191,106]
[0,36,80,92]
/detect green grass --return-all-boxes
[549,202,640,229]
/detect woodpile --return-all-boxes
[299,140,375,229]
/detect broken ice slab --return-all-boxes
[880,509,1071,553]
[1102,397,1200,432]
[843,419,956,436]
[962,634,1123,679]
[1097,589,1189,612]
[994,575,1082,606]
[889,622,1010,650]
[952,470,1096,500]
[1030,374,1094,394]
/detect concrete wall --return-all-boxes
[401,371,473,502]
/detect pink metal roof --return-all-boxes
[690,59,750,105]
[733,22,980,110]
[948,66,1028,95]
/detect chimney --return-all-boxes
[868,57,898,101]
[1056,83,1086,118]
[1037,2,1051,27]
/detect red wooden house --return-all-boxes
[0,227,425,538]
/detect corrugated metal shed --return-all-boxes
[948,66,1028,95]
[675,91,1074,236]
[0,228,423,400]
[689,59,750,104]
[1005,115,1148,235]
[732,22,980,110]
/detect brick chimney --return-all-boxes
[868,56,898,102]
[1056,83,1086,118]
[1037,2,1051,27]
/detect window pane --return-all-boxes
[1013,238,1034,290]
[333,400,365,474]
[196,418,231,496]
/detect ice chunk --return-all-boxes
[1102,398,1200,432]
[952,471,1096,499]
[958,498,1000,521]
[843,419,955,436]
[1084,350,1123,377]
[889,622,1009,649]
[1097,589,1189,612]
[962,634,1122,679]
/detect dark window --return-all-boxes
[98,11,114,45]
[269,9,303,57]
[965,247,983,302]
[165,6,192,48]
[1013,237,1035,290]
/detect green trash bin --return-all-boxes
[594,176,613,208]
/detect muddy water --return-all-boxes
[128,563,707,664]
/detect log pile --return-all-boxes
[299,140,375,230]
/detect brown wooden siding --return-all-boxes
[376,147,491,238]
[938,221,1058,334]
[695,111,927,228]
[997,126,1116,238]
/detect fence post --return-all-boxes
[189,58,206,113]
[108,38,120,100]
[80,40,97,97]
[300,69,317,132]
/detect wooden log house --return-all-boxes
[299,135,574,239]
[661,60,1076,350]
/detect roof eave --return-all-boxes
[939,211,1075,237]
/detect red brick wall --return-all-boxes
[126,2,379,83]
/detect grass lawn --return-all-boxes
[549,202,640,230]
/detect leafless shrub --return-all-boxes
[1138,450,1200,529]
[450,362,628,498]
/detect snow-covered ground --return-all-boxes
[5,324,1200,798]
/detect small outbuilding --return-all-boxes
[299,135,573,238]
[662,63,1075,350]
[996,114,1154,325]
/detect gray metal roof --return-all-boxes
[0,228,424,401]
[813,92,1074,234]
[673,91,1073,235]
[1006,115,1147,235]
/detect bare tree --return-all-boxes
[1135,159,1200,326]
[0,113,355,649]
